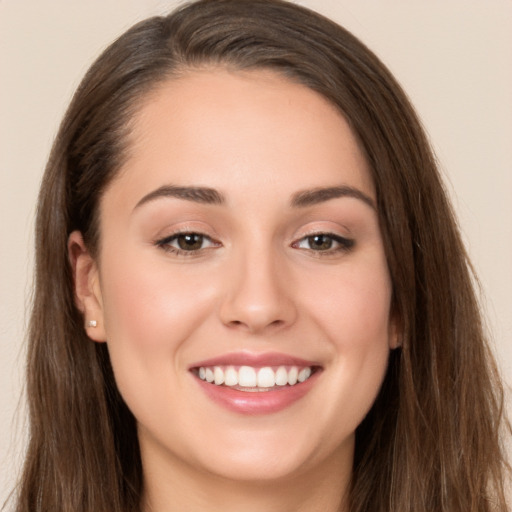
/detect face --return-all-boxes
[73,69,396,485]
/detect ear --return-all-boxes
[68,230,107,342]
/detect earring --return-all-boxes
[87,320,97,328]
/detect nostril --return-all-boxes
[219,284,298,333]
[226,318,285,333]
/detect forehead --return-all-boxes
[107,68,374,208]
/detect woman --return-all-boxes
[11,0,510,510]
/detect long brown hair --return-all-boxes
[11,1,510,511]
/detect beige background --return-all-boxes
[1,0,511,503]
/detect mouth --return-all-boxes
[191,364,319,392]
[189,353,322,414]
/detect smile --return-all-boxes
[189,353,322,415]
[195,365,315,390]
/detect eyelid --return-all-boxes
[291,231,355,253]
[157,232,216,246]
[155,230,221,256]
[153,220,219,245]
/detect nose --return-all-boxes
[219,246,297,335]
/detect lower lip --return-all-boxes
[193,371,320,415]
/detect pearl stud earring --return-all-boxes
[87,320,97,328]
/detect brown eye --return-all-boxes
[177,233,204,251]
[293,233,355,253]
[307,234,333,251]
[156,232,219,255]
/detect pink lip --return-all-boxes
[189,351,322,415]
[194,372,320,415]
[188,351,320,369]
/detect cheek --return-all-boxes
[305,257,393,348]
[302,257,393,417]
[98,249,218,372]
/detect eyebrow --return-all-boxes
[291,186,376,209]
[134,183,375,211]
[134,185,225,209]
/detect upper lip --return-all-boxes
[188,351,321,369]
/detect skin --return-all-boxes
[70,69,397,512]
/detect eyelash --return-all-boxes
[291,233,355,254]
[155,232,220,256]
[155,232,355,257]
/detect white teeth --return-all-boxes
[238,366,257,387]
[275,366,288,386]
[224,366,238,386]
[257,367,275,388]
[288,367,298,385]
[196,364,314,389]
[298,367,312,383]
[214,366,224,385]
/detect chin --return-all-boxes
[184,425,352,485]
[198,454,312,484]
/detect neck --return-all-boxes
[141,443,352,512]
